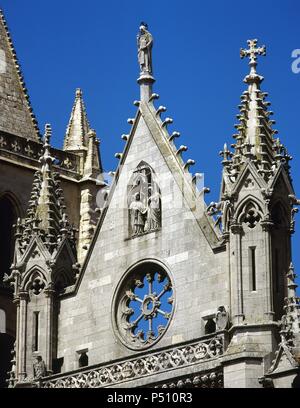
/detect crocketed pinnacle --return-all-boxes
[82,129,103,179]
[280,263,300,340]
[64,88,90,151]
[266,263,300,374]
[16,124,76,253]
[221,39,292,181]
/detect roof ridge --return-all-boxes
[0,8,41,140]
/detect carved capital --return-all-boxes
[261,219,274,231]
[221,231,230,242]
[261,187,273,200]
[19,291,29,301]
[230,222,243,234]
[44,283,55,298]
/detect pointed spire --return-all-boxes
[19,124,76,253]
[64,88,90,151]
[0,9,40,140]
[280,263,300,339]
[222,39,288,181]
[264,262,300,377]
[137,22,155,102]
[82,129,103,179]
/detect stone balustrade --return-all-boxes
[39,333,226,388]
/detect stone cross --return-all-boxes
[11,140,21,152]
[240,39,266,64]
[0,135,7,148]
[25,144,34,157]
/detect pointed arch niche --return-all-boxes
[235,198,264,318]
[127,161,161,238]
[0,193,21,285]
[271,201,290,319]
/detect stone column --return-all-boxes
[230,222,244,325]
[138,77,155,102]
[17,291,28,381]
[44,286,55,375]
[13,296,20,379]
[262,221,275,321]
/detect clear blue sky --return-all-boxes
[2,0,300,289]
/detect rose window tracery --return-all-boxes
[25,271,46,296]
[115,264,174,350]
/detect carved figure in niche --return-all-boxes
[33,355,47,379]
[137,22,153,74]
[146,186,161,231]
[129,193,147,235]
[216,306,229,331]
[128,163,161,237]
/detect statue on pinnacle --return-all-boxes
[137,22,153,75]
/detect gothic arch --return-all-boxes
[235,195,263,218]
[127,161,161,237]
[22,267,47,296]
[126,161,160,204]
[270,200,290,319]
[53,267,74,293]
[222,200,233,233]
[271,200,290,229]
[236,196,263,229]
[0,192,23,217]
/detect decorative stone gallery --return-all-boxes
[41,334,225,388]
[0,10,299,388]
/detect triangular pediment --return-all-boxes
[269,164,295,196]
[72,99,224,292]
[52,237,76,264]
[94,101,222,248]
[231,161,267,197]
[17,235,51,268]
[268,343,299,375]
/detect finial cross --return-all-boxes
[240,39,266,64]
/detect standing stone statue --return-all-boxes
[33,356,47,379]
[146,187,161,231]
[137,22,153,75]
[129,193,147,235]
[215,306,229,331]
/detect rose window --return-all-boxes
[114,264,174,350]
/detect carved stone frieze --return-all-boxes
[154,370,223,388]
[0,130,80,176]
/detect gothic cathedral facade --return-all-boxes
[0,14,299,389]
